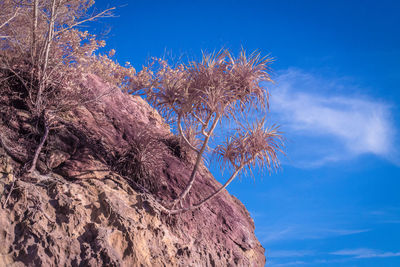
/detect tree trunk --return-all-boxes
[168,165,244,214]
[172,115,220,206]
[36,0,57,113]
[32,0,38,62]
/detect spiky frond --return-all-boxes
[215,118,284,173]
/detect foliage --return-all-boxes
[115,129,167,193]
[141,50,284,213]
[0,1,284,214]
[0,0,143,173]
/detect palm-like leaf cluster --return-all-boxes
[147,50,271,124]
[140,49,284,212]
[215,119,284,173]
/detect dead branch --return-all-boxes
[54,7,116,37]
[0,65,30,93]
[0,7,19,30]
[0,133,25,163]
[35,0,57,113]
[31,0,38,64]
[28,124,49,173]
[2,180,15,208]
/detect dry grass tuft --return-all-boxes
[114,129,167,193]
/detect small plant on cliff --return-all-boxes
[142,50,284,213]
[0,0,149,174]
[115,128,168,193]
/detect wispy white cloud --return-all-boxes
[259,226,294,243]
[269,257,356,267]
[258,225,369,243]
[323,228,370,236]
[331,248,400,258]
[269,260,307,267]
[269,68,398,167]
[248,210,266,219]
[269,248,400,267]
[268,250,314,258]
[331,248,376,256]
[381,220,400,224]
[368,207,400,224]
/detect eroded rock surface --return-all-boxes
[0,74,265,266]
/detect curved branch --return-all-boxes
[0,134,25,163]
[54,7,116,37]
[167,155,258,214]
[0,7,19,30]
[28,124,49,173]
[177,115,200,154]
[0,66,29,93]
[168,165,244,214]
[192,112,205,125]
[121,161,244,215]
[172,114,220,206]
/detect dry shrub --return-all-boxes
[0,0,150,173]
[114,129,167,193]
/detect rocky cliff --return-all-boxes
[0,74,265,266]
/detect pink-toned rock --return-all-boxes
[0,74,266,266]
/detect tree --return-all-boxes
[1,1,284,214]
[143,50,284,213]
[0,0,137,173]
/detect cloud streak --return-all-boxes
[269,68,397,167]
[268,248,400,266]
[268,250,314,258]
[331,248,400,258]
[258,225,369,244]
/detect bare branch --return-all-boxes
[192,112,205,125]
[0,65,29,93]
[28,124,49,173]
[0,133,25,163]
[0,7,19,30]
[177,115,200,154]
[172,114,220,206]
[54,7,116,37]
[31,0,38,62]
[2,180,15,209]
[168,165,244,214]
[35,0,57,113]
[167,153,261,214]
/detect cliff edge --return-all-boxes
[0,74,265,266]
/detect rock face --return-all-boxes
[0,74,266,266]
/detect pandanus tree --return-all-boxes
[144,50,284,213]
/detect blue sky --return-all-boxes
[93,1,400,266]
